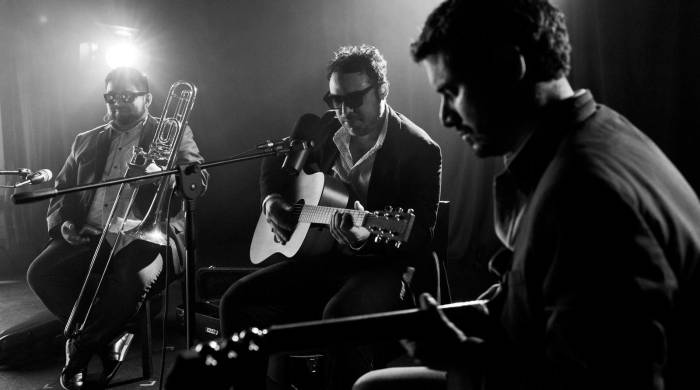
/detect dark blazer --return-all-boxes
[47,115,208,273]
[260,106,442,263]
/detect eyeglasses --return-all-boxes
[103,91,148,104]
[323,85,375,110]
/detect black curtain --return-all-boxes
[1,0,698,302]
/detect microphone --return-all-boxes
[281,113,320,175]
[15,169,53,187]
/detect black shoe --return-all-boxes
[59,366,86,390]
[60,339,88,390]
[98,332,134,385]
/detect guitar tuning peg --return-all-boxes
[394,241,402,249]
[407,208,414,214]
[397,207,404,213]
[385,206,394,212]
[374,235,381,243]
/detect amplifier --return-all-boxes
[175,300,221,341]
[197,266,259,301]
[177,266,258,342]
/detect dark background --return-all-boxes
[1,0,698,301]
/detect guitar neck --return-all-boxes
[166,300,492,388]
[260,300,490,354]
[296,204,367,226]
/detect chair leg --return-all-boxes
[141,299,153,378]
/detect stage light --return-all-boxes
[105,42,141,69]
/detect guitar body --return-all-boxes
[250,171,351,264]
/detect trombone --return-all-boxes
[64,81,197,339]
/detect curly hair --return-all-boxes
[327,44,389,89]
[105,67,149,92]
[411,0,571,82]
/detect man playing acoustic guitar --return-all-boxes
[219,44,442,390]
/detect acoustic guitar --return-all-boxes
[249,170,416,264]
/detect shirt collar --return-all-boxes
[502,89,597,195]
[332,108,389,170]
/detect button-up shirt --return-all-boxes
[86,119,145,249]
[331,111,389,205]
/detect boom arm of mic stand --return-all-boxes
[11,148,290,205]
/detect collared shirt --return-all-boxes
[331,110,389,204]
[86,118,146,249]
[493,90,596,251]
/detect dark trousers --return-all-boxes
[219,254,411,390]
[26,238,169,366]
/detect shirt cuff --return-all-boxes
[262,194,283,215]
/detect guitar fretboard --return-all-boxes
[294,204,367,226]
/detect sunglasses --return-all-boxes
[103,91,148,104]
[323,85,375,110]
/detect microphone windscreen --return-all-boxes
[291,113,321,140]
[31,169,53,183]
[282,113,320,175]
[40,169,53,181]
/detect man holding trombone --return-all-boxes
[26,67,208,390]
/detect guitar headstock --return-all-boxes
[364,206,415,248]
[165,328,266,390]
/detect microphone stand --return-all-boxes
[12,142,302,348]
[0,169,31,176]
[0,169,31,188]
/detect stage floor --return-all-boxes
[0,277,188,390]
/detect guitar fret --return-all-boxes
[298,205,366,226]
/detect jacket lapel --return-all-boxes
[366,107,401,210]
[91,129,112,184]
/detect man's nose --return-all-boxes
[439,98,457,127]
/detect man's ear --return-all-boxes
[377,83,389,100]
[492,45,526,82]
[145,92,153,108]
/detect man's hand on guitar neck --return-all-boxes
[330,200,371,250]
[402,293,488,375]
[264,196,295,244]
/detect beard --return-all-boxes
[109,107,145,129]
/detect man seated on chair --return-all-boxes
[354,0,700,389]
[218,44,442,390]
[26,67,208,390]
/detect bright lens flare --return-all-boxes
[105,42,140,69]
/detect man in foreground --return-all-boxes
[355,0,700,389]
